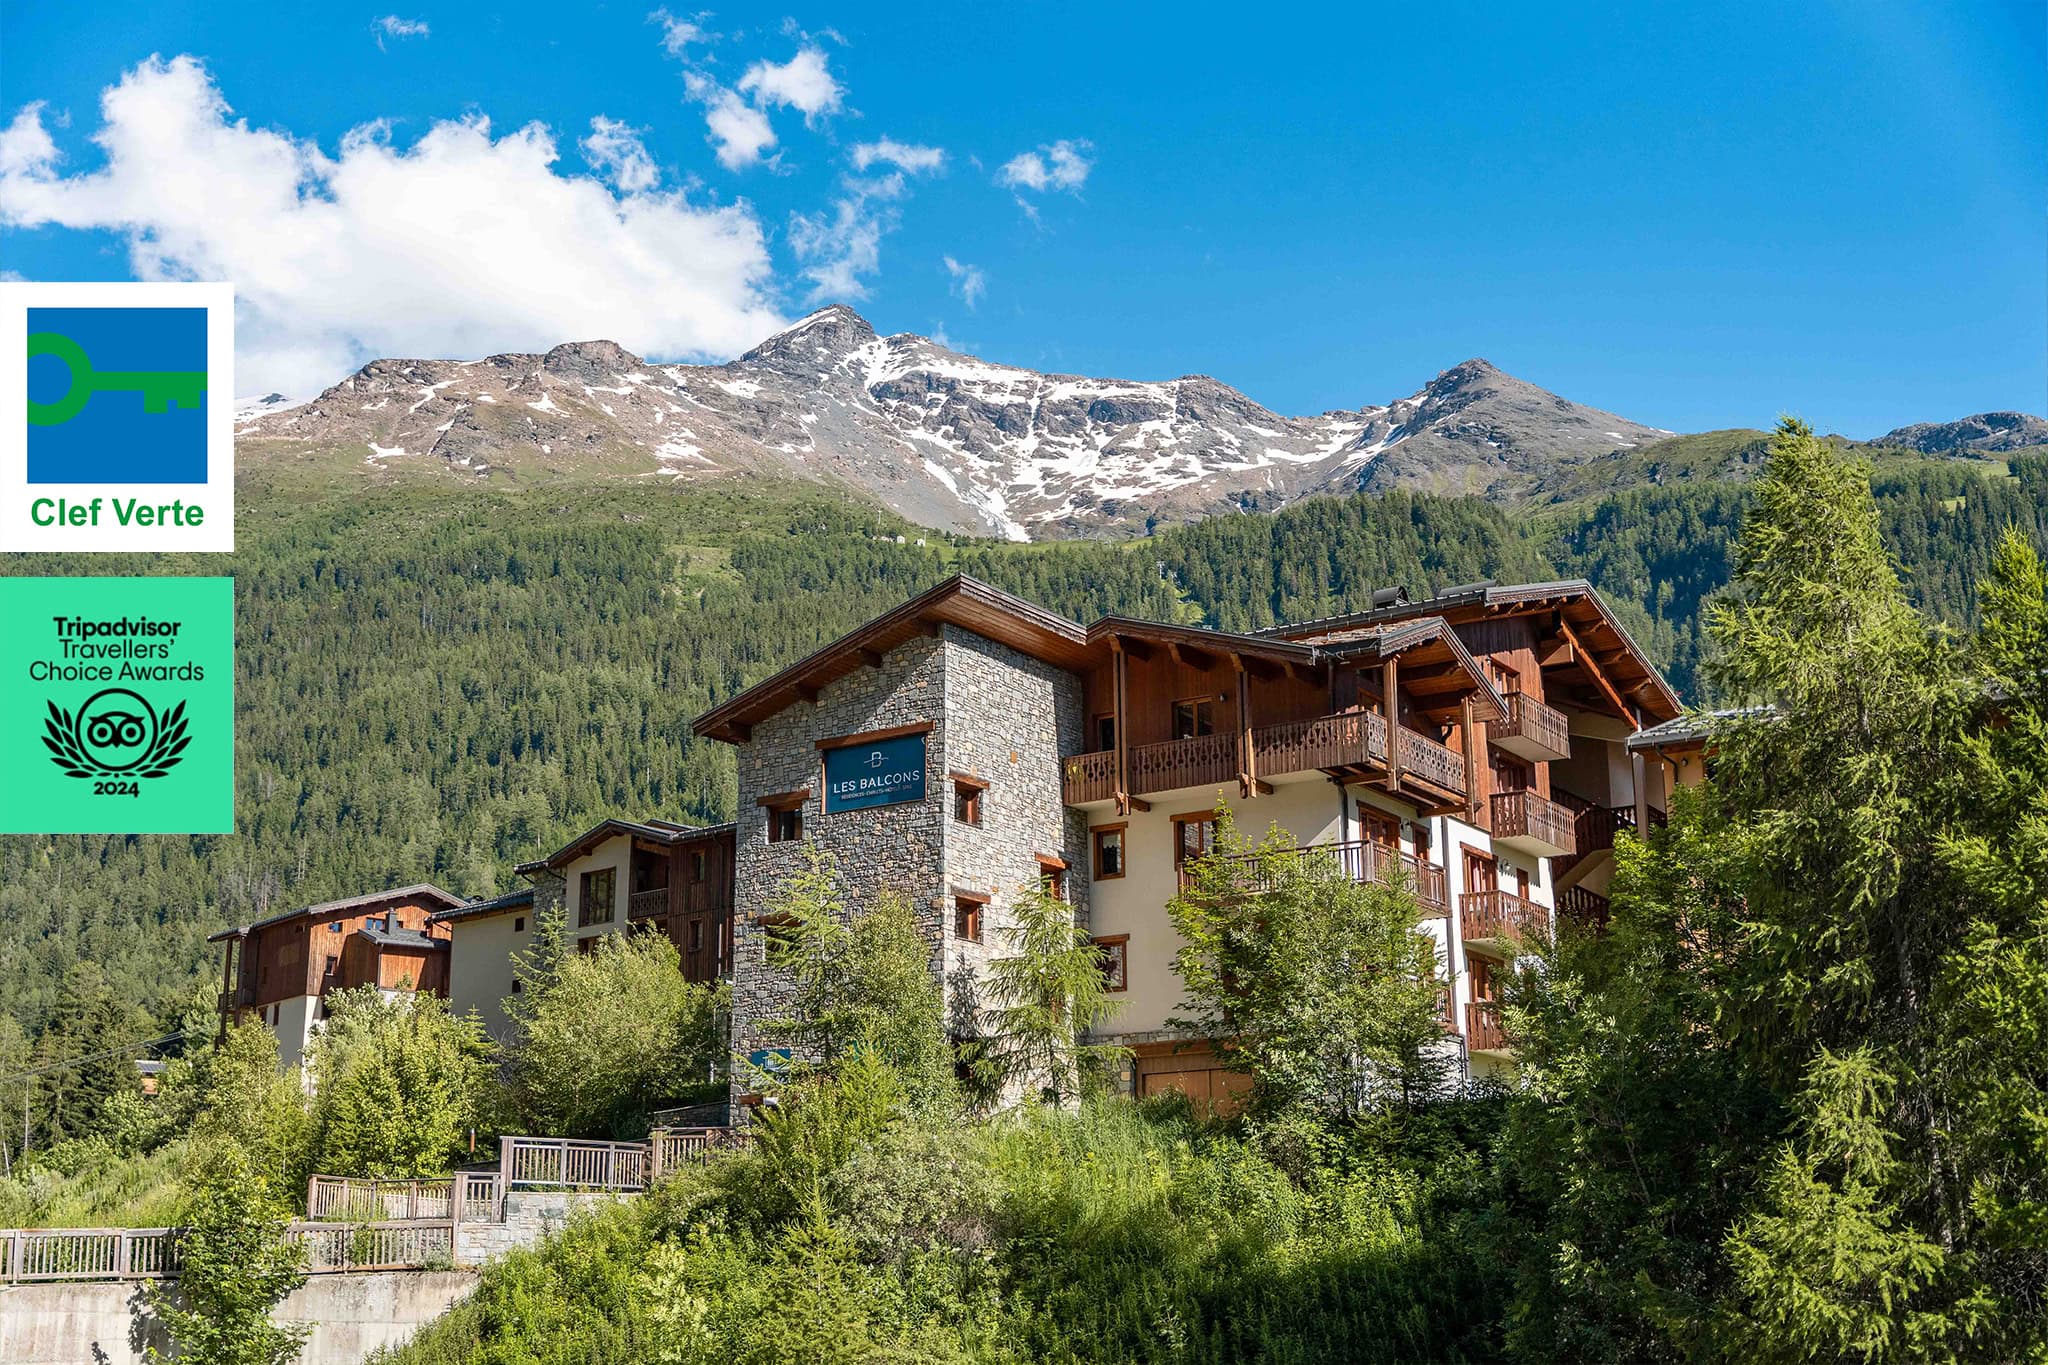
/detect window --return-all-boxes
[513,916,525,934]
[510,979,523,994]
[1037,855,1067,902]
[1094,935,1129,992]
[1094,713,1117,752]
[322,954,337,979]
[1488,659,1521,695]
[1093,824,1127,879]
[1173,811,1218,868]
[689,919,704,952]
[577,936,599,955]
[1360,807,1400,848]
[768,806,802,843]
[1172,697,1217,740]
[1464,848,1497,895]
[329,920,343,933]
[691,850,708,883]
[952,774,987,826]
[953,892,988,943]
[1514,866,1531,899]
[578,868,616,928]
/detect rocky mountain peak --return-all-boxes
[1876,411,2048,455]
[740,304,880,369]
[543,340,645,384]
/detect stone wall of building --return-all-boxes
[936,628,1090,1032]
[726,624,1087,1093]
[730,631,948,1074]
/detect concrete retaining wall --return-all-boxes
[0,1270,478,1365]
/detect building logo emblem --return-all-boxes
[867,749,888,768]
[44,687,191,781]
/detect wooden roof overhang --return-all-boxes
[1082,617,1321,679]
[514,818,737,876]
[692,575,1091,744]
[1320,618,1508,727]
[207,882,465,944]
[1265,580,1681,726]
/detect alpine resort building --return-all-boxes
[214,575,1684,1110]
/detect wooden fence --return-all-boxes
[499,1136,649,1190]
[1,1220,454,1284]
[650,1126,746,1174]
[306,1176,454,1223]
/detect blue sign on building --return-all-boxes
[821,731,928,813]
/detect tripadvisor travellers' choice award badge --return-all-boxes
[0,576,231,833]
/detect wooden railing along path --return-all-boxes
[1,1220,455,1284]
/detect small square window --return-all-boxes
[1094,936,1129,992]
[510,978,523,994]
[513,916,525,934]
[769,806,802,843]
[954,898,984,943]
[1093,826,1126,880]
[953,779,984,826]
[1172,697,1217,739]
[1038,860,1067,902]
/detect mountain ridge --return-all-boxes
[235,305,2040,539]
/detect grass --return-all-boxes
[0,1137,197,1229]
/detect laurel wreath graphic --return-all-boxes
[43,699,191,779]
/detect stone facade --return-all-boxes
[729,624,1086,1089]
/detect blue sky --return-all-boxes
[2,2,2041,435]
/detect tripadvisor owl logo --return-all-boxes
[43,687,191,789]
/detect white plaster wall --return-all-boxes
[1087,779,1343,1039]
[446,911,534,1043]
[559,837,631,946]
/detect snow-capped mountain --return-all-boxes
[236,305,1672,539]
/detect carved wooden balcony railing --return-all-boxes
[1128,731,1237,797]
[1490,691,1572,763]
[1465,1000,1508,1052]
[1251,710,1387,777]
[1395,726,1467,795]
[1460,887,1548,949]
[1556,884,1611,929]
[1490,789,1577,857]
[1551,794,1667,883]
[628,888,670,920]
[1061,709,1469,805]
[1193,838,1446,910]
[1062,749,1118,805]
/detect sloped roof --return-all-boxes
[208,883,465,943]
[514,818,737,876]
[358,925,447,950]
[431,886,537,926]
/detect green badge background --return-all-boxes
[0,577,232,833]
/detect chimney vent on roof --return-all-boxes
[1369,586,1411,609]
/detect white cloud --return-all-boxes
[786,136,949,305]
[580,116,659,192]
[372,15,430,48]
[648,7,708,56]
[851,137,944,175]
[943,256,985,309]
[684,73,778,171]
[0,103,58,177]
[997,138,1093,193]
[0,56,784,395]
[736,48,842,124]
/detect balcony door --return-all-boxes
[1464,848,1497,895]
[1359,807,1400,850]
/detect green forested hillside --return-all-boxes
[3,454,2045,1144]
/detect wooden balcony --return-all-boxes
[1465,1000,1508,1052]
[1490,692,1571,763]
[1551,796,1667,887]
[1556,884,1611,929]
[1061,710,1467,807]
[1196,838,1447,910]
[628,887,670,920]
[1460,887,1548,951]
[1490,789,1576,858]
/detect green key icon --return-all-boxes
[26,331,208,426]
